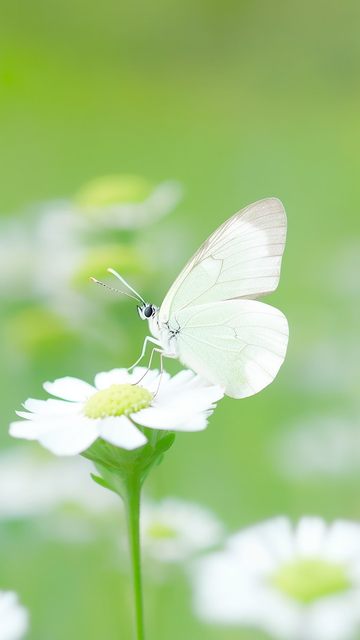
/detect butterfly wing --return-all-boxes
[159,198,286,322]
[172,299,289,398]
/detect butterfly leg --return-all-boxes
[127,335,163,371]
[152,351,177,397]
[132,346,165,384]
[132,347,175,394]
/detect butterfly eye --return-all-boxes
[144,305,153,318]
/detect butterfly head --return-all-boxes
[137,303,158,321]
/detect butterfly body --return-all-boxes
[138,304,181,356]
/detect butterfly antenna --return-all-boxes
[90,277,142,303]
[107,268,146,304]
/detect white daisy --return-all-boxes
[0,175,182,309]
[192,516,360,640]
[272,415,360,480]
[141,498,225,562]
[0,448,119,520]
[73,175,183,229]
[0,591,29,640]
[9,368,224,456]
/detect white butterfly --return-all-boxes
[92,198,289,398]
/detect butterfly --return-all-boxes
[92,198,289,398]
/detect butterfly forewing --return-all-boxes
[173,299,289,398]
[159,198,287,322]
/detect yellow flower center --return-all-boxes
[271,558,351,604]
[83,383,152,419]
[147,522,177,539]
[75,174,153,208]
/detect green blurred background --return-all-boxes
[1,0,360,638]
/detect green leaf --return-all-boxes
[90,473,115,493]
[154,432,176,456]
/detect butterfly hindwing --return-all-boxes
[171,299,289,398]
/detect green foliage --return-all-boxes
[83,431,176,497]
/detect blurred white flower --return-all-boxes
[74,175,183,229]
[324,240,360,300]
[272,415,360,480]
[0,448,118,520]
[0,175,183,306]
[192,516,360,640]
[291,339,360,396]
[10,368,224,456]
[0,205,86,305]
[141,498,224,562]
[0,591,28,640]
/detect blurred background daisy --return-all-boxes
[192,516,360,640]
[0,590,29,640]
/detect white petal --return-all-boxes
[249,588,302,640]
[161,369,197,390]
[38,418,100,455]
[178,412,211,431]
[255,517,295,564]
[132,407,207,431]
[94,367,161,390]
[0,591,29,640]
[134,383,223,432]
[133,367,166,386]
[140,370,171,394]
[23,397,80,415]
[16,405,80,422]
[94,369,133,389]
[15,411,42,421]
[43,377,96,401]
[228,525,279,576]
[294,516,327,557]
[98,416,148,450]
[192,552,253,624]
[306,595,360,640]
[10,418,72,440]
[155,384,224,410]
[323,520,360,565]
[159,370,222,395]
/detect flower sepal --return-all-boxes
[82,429,176,500]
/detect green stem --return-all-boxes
[124,471,145,640]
